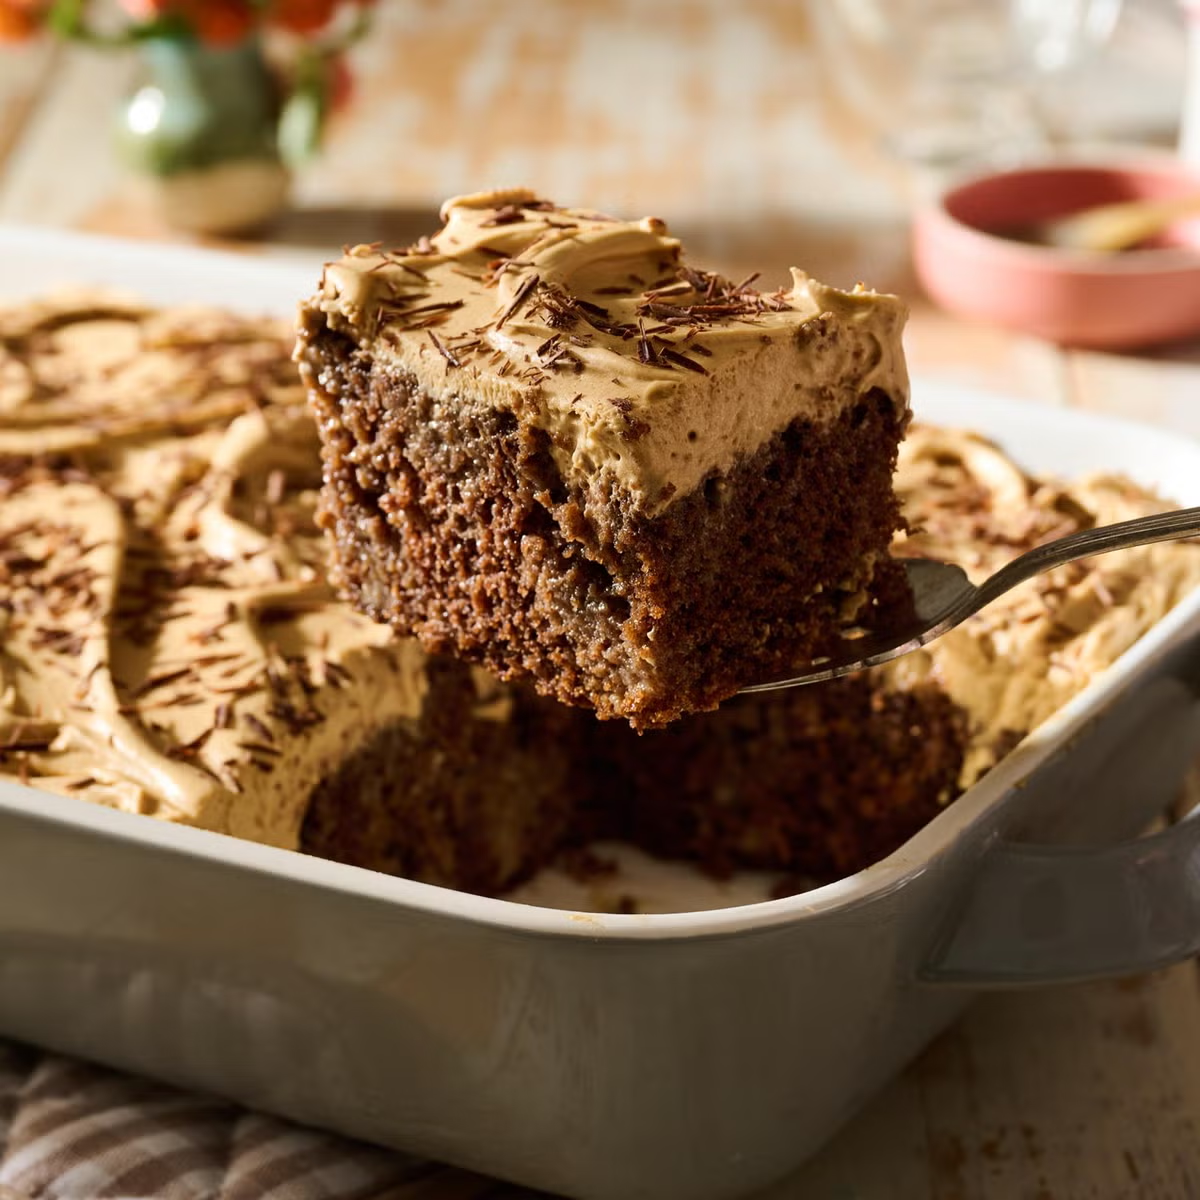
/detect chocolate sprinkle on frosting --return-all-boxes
[0,293,424,848]
[311,187,911,519]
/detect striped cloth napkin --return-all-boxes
[0,1042,538,1200]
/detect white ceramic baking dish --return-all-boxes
[2,228,1200,1200]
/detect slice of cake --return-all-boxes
[587,423,1200,887]
[0,294,577,895]
[7,291,1198,903]
[296,189,911,728]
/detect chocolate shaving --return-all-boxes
[534,285,581,330]
[577,307,636,339]
[495,274,540,328]
[264,660,289,694]
[642,281,692,300]
[637,320,659,366]
[243,712,275,743]
[132,667,192,698]
[658,347,710,375]
[428,330,460,368]
[481,204,528,227]
[385,300,465,330]
[238,741,282,758]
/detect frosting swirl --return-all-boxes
[890,425,1200,785]
[0,295,425,847]
[3,291,1195,861]
[308,188,910,515]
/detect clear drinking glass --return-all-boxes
[809,0,1125,171]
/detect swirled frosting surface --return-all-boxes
[0,294,427,847]
[2,292,1197,858]
[890,425,1200,785]
[308,188,910,515]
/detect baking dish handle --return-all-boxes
[920,809,1200,985]
[922,656,1200,987]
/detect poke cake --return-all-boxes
[590,424,1200,883]
[0,294,579,895]
[3,287,1198,902]
[296,188,911,728]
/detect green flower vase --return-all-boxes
[115,38,291,235]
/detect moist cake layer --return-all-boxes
[0,293,588,894]
[587,676,971,883]
[302,319,906,724]
[7,292,1198,900]
[300,657,581,895]
[586,423,1200,885]
[298,190,911,725]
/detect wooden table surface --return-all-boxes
[2,2,1200,1197]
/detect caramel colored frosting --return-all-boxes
[4,292,1196,859]
[306,188,910,515]
[889,426,1200,786]
[0,295,429,848]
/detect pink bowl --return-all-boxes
[912,161,1200,350]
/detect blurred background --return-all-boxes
[0,0,1191,292]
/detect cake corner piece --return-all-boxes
[296,188,912,728]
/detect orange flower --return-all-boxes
[186,0,255,46]
[118,0,256,45]
[266,0,339,36]
[0,0,44,44]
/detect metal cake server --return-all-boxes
[741,505,1200,693]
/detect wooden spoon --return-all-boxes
[1033,192,1200,253]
